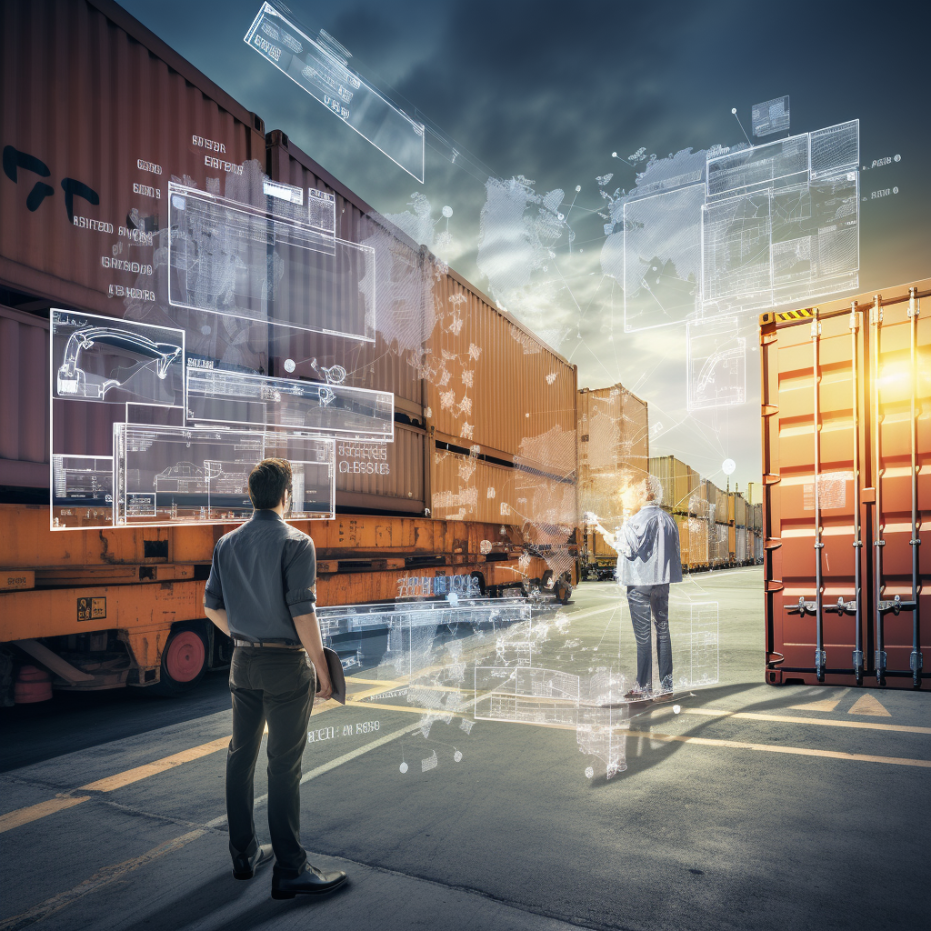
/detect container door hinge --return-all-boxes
[810,320,822,338]
[814,650,826,672]
[874,650,887,671]
[852,650,864,671]
[910,652,924,672]
[870,304,883,324]
[788,597,817,617]
[907,295,919,318]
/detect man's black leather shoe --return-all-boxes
[271,865,347,899]
[232,844,274,880]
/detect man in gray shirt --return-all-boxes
[591,476,682,698]
[203,458,346,899]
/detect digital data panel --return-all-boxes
[168,182,376,342]
[244,2,426,183]
[50,311,187,530]
[702,120,859,314]
[186,369,394,441]
[687,316,747,410]
[113,424,335,527]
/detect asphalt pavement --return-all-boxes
[1,566,929,931]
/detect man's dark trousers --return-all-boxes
[626,583,673,693]
[227,647,315,878]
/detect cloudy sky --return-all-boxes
[119,0,929,491]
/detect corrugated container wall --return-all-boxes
[0,0,266,318]
[578,384,649,524]
[649,455,693,514]
[762,279,931,690]
[0,0,265,487]
[0,306,49,486]
[427,271,579,475]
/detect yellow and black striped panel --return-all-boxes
[775,307,815,321]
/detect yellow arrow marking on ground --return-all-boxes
[789,689,849,713]
[848,694,891,717]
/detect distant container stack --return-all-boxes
[577,385,649,579]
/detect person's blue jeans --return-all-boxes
[626,584,673,693]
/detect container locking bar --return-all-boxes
[811,306,826,681]
[906,287,922,687]
[848,301,864,682]
[870,294,887,685]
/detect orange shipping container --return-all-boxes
[578,384,649,525]
[761,280,931,690]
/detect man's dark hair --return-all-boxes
[248,458,292,510]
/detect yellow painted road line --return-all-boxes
[0,829,206,931]
[345,700,431,715]
[683,708,931,735]
[79,736,231,792]
[0,736,231,834]
[0,795,91,835]
[628,729,931,768]
[346,677,402,686]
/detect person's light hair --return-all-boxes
[643,475,663,505]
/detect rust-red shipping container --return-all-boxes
[0,0,267,319]
[761,279,930,690]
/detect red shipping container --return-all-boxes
[761,279,930,690]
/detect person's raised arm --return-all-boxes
[284,537,332,701]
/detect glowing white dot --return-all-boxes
[399,762,408,774]
[673,704,681,714]
[893,187,899,194]
[894,154,901,162]
[454,751,463,762]
[442,205,453,218]
[284,359,296,373]
[731,107,737,114]
[722,458,736,475]
[612,152,618,158]
[575,185,581,192]
[585,766,594,778]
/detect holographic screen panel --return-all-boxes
[168,183,376,342]
[52,310,185,407]
[245,3,425,183]
[622,183,704,332]
[752,96,790,138]
[113,424,334,527]
[186,368,394,441]
[687,317,746,411]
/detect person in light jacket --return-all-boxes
[590,476,682,698]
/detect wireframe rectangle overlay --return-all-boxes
[679,602,719,689]
[701,193,773,309]
[114,424,334,526]
[245,3,425,183]
[52,456,113,508]
[51,310,185,407]
[308,189,336,236]
[168,183,375,342]
[706,134,809,202]
[752,96,790,138]
[687,317,746,410]
[186,369,394,440]
[809,121,859,180]
[622,184,704,332]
